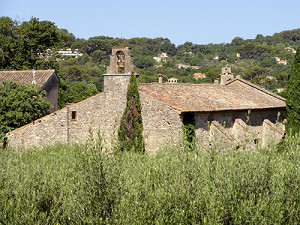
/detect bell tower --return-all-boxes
[103,47,139,92]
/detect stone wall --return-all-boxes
[262,119,285,147]
[6,95,285,152]
[7,86,183,153]
[42,73,59,111]
[103,74,139,93]
[6,91,127,150]
[209,120,233,149]
[7,107,69,148]
[194,109,285,148]
[140,94,182,154]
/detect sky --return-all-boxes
[1,0,300,46]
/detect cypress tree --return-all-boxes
[118,71,145,152]
[285,47,300,135]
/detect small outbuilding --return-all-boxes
[0,69,59,110]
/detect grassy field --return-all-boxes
[0,134,299,224]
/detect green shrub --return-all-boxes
[0,134,299,224]
[118,71,145,153]
[285,47,300,135]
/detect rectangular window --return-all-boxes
[182,112,195,150]
[71,111,77,120]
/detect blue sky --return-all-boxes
[1,0,299,46]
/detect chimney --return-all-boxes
[158,74,163,83]
[220,67,234,85]
[214,78,219,85]
[32,69,37,85]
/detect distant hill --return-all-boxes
[1,16,298,106]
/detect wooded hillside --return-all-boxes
[1,16,299,107]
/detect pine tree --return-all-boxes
[118,72,145,152]
[285,47,300,135]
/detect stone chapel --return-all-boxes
[6,47,286,153]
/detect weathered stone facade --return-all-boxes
[41,72,59,111]
[7,88,182,153]
[6,48,286,152]
[103,47,138,92]
[194,109,285,148]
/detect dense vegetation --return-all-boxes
[118,72,145,152]
[0,16,299,224]
[285,47,300,135]
[0,133,299,224]
[0,81,51,143]
[1,16,299,108]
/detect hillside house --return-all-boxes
[285,47,296,54]
[0,70,59,110]
[193,73,206,79]
[274,57,287,65]
[176,64,200,69]
[279,60,287,65]
[153,53,168,62]
[185,52,194,56]
[58,48,83,58]
[176,64,189,69]
[6,47,286,153]
[274,57,281,62]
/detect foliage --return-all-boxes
[0,81,51,139]
[237,43,274,59]
[134,55,155,68]
[285,47,300,135]
[0,17,61,70]
[58,80,99,108]
[242,66,268,80]
[1,16,299,107]
[0,134,299,223]
[118,72,145,152]
[57,59,104,107]
[90,49,106,63]
[182,112,195,150]
[56,28,76,47]
[273,29,300,43]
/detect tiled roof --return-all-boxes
[0,70,55,89]
[225,78,285,101]
[193,73,205,79]
[139,82,285,112]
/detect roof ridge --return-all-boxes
[0,69,55,73]
[139,83,215,86]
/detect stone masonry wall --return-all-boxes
[6,90,127,150]
[7,107,69,148]
[7,85,183,154]
[103,74,132,93]
[140,93,182,154]
[42,73,59,111]
[194,109,285,148]
[261,119,285,147]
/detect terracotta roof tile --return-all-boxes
[193,73,206,79]
[139,83,285,112]
[0,70,55,89]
